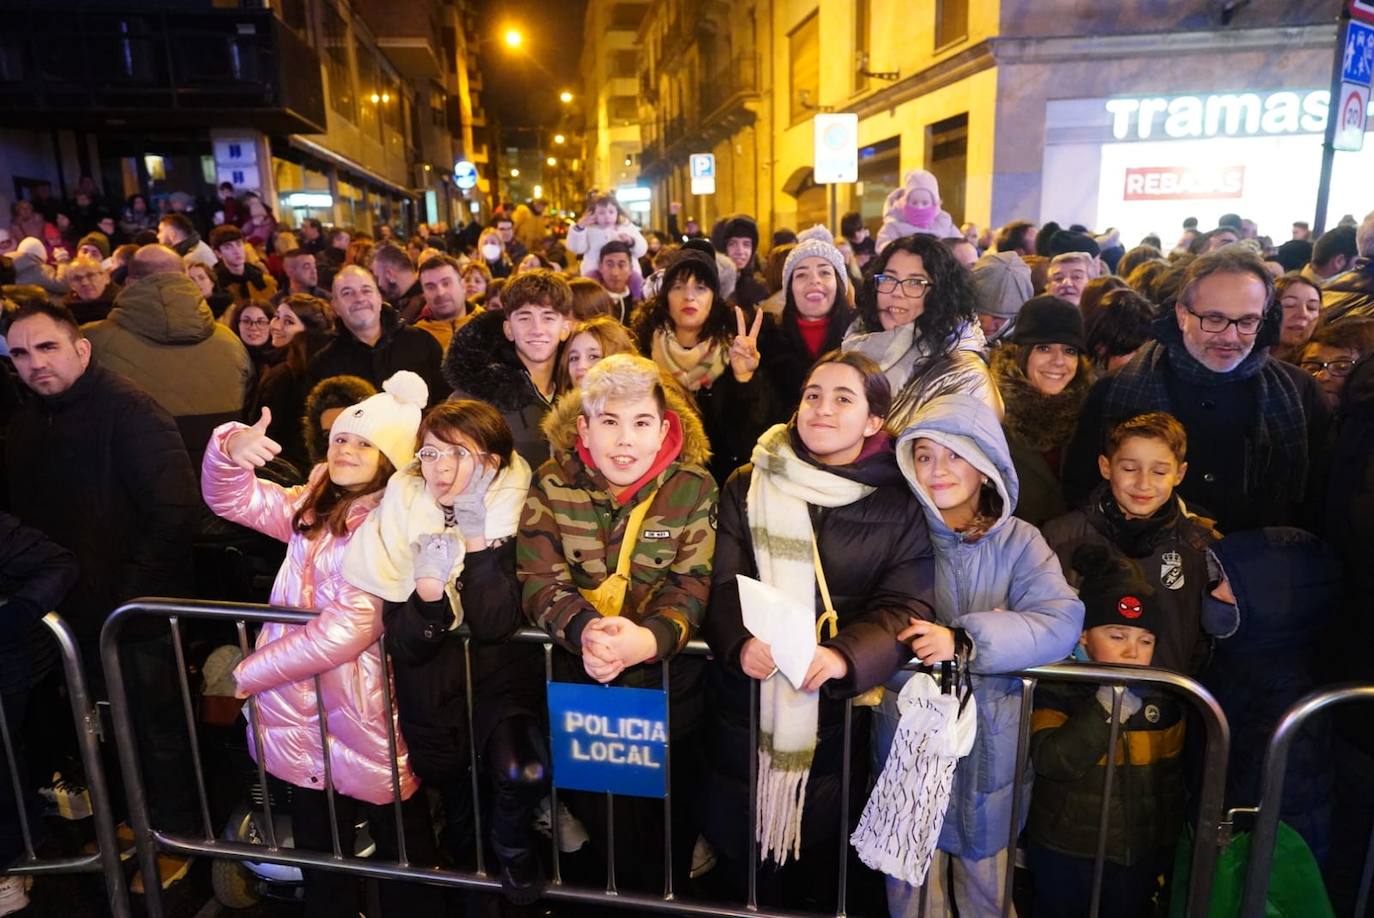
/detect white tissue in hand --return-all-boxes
[737,575,817,691]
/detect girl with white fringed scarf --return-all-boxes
[700,351,936,912]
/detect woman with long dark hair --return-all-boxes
[842,233,1000,431]
[251,294,336,477]
[631,239,775,483]
[757,226,854,421]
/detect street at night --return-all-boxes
[2,0,1374,916]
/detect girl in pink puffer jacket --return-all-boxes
[201,371,440,916]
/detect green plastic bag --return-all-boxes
[1169,821,1334,917]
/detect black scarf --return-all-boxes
[1105,314,1308,503]
[1090,482,1181,558]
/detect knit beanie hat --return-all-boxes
[663,238,721,293]
[78,231,111,259]
[782,225,848,293]
[1073,546,1162,635]
[713,214,760,251]
[970,252,1032,318]
[328,370,428,471]
[904,169,941,205]
[1011,295,1086,350]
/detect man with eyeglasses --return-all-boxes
[1065,248,1328,531]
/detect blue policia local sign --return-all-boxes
[547,682,669,798]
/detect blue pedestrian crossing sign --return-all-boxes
[1344,21,1374,87]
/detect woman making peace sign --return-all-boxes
[632,239,777,483]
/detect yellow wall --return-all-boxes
[768,0,1001,231]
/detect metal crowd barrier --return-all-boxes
[0,612,130,918]
[1240,685,1374,917]
[101,598,1229,918]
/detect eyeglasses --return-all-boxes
[873,274,932,298]
[1181,304,1262,336]
[239,317,271,328]
[417,445,486,463]
[1299,358,1355,377]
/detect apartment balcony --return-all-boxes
[700,52,760,135]
[0,6,326,132]
[354,0,442,79]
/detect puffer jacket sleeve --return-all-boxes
[233,572,382,695]
[1030,685,1113,781]
[702,470,756,671]
[201,421,306,543]
[565,224,591,255]
[638,471,718,660]
[956,520,1084,674]
[823,501,936,697]
[516,482,600,653]
[0,511,78,621]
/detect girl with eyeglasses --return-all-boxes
[1299,319,1374,406]
[841,234,1002,432]
[341,399,549,904]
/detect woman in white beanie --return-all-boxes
[200,370,442,916]
[757,225,855,422]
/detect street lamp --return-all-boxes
[559,91,573,104]
[510,168,520,178]
[546,156,557,167]
[553,133,566,145]
[503,28,523,49]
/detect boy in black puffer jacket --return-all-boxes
[1027,546,1185,918]
[1044,411,1220,674]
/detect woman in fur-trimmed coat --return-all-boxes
[992,295,1095,527]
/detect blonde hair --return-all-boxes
[579,353,666,418]
[558,316,638,391]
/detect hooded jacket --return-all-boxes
[10,242,67,297]
[516,384,717,730]
[701,429,935,859]
[5,366,197,645]
[443,308,556,469]
[1202,527,1342,863]
[201,423,419,806]
[885,394,1084,859]
[83,271,253,465]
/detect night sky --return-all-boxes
[474,0,588,132]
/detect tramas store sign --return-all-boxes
[1105,90,1334,141]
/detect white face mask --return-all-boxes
[481,243,501,261]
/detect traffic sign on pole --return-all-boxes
[689,153,715,195]
[813,113,859,184]
[1334,82,1370,151]
[453,160,478,190]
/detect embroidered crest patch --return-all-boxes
[1160,551,1184,590]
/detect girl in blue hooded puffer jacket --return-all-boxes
[877,393,1084,917]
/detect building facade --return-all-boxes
[0,0,492,237]
[578,0,648,204]
[635,0,1370,244]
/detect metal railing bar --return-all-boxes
[313,675,342,860]
[1088,685,1124,918]
[375,637,409,866]
[167,615,216,841]
[462,634,486,876]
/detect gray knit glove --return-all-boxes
[411,532,462,584]
[1096,685,1143,722]
[448,463,497,537]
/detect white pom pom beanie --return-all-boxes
[782,224,848,293]
[329,370,429,471]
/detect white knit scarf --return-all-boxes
[651,326,727,392]
[746,424,873,864]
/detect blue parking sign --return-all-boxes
[547,682,669,798]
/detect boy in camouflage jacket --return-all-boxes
[516,354,717,890]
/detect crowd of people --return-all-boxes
[1,168,1373,918]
